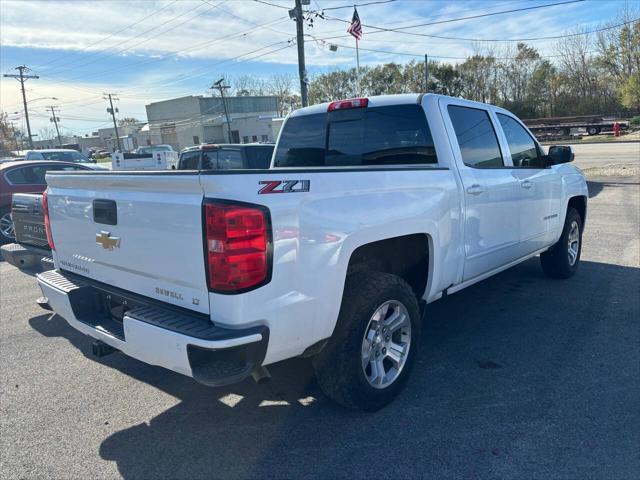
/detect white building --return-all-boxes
[145,95,280,151]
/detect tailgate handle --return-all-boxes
[93,199,117,226]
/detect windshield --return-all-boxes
[40,151,90,163]
[139,146,172,154]
[273,104,438,167]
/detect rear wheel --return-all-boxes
[587,126,600,136]
[540,207,582,279]
[0,209,15,243]
[313,271,421,411]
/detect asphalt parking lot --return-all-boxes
[1,167,639,478]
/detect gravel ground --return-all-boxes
[1,176,638,479]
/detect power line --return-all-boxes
[33,0,180,70]
[252,0,291,10]
[46,0,224,76]
[319,0,586,34]
[310,35,597,60]
[318,15,639,43]
[40,15,291,88]
[314,0,395,11]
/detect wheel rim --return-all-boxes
[0,212,15,239]
[361,300,411,389]
[567,220,580,266]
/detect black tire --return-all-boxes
[313,271,421,411]
[0,208,15,244]
[587,126,600,136]
[540,207,583,279]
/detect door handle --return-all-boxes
[466,184,487,196]
[521,180,533,189]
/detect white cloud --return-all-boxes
[0,0,617,134]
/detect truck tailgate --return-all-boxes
[45,172,209,314]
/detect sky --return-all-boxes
[0,0,633,137]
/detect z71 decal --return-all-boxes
[258,180,310,194]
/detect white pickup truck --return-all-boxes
[38,94,587,411]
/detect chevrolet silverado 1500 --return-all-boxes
[37,94,587,410]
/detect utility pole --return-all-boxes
[291,0,309,107]
[104,93,121,152]
[424,54,429,92]
[211,78,232,143]
[3,65,38,148]
[48,106,62,147]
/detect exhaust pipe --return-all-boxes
[251,366,271,383]
[92,340,117,358]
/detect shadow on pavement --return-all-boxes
[587,177,639,198]
[28,258,640,479]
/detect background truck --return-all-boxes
[37,93,587,411]
[111,145,178,170]
[523,114,630,137]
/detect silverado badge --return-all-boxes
[96,231,121,250]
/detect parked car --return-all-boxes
[177,143,275,170]
[24,149,108,170]
[37,94,587,411]
[0,160,94,243]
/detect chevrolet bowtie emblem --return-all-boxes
[96,231,120,250]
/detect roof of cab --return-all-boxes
[289,93,425,118]
[287,93,506,119]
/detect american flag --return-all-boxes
[347,7,363,40]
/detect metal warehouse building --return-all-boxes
[145,95,280,150]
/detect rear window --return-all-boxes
[273,104,437,167]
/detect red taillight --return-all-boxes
[204,201,271,293]
[43,190,55,251]
[328,97,368,112]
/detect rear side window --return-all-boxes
[217,149,243,169]
[245,147,274,169]
[274,105,437,167]
[201,150,218,170]
[448,105,503,168]
[178,151,201,169]
[497,114,542,168]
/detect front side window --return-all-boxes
[497,114,542,168]
[448,105,503,168]
[26,152,42,160]
[274,104,438,167]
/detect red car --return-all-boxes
[0,161,93,243]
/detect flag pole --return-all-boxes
[356,37,361,96]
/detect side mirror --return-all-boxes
[548,145,574,165]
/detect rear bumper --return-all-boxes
[37,269,269,387]
[1,243,51,270]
